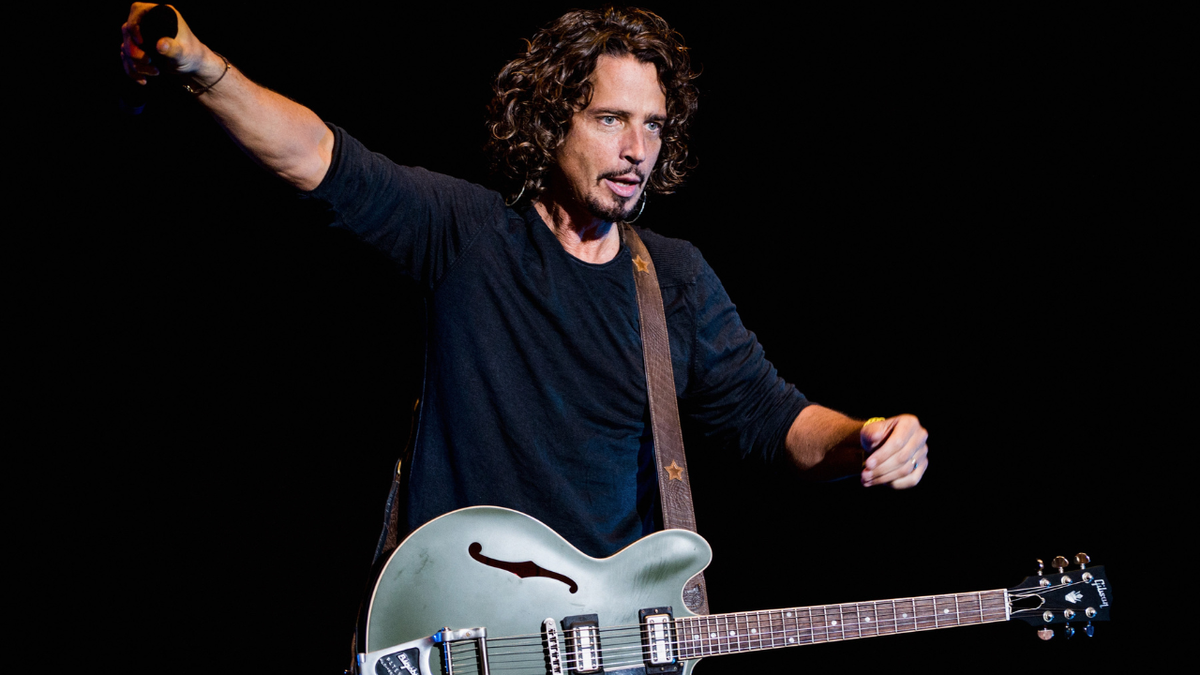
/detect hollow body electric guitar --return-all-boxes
[358,507,1112,675]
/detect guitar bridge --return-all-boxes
[541,618,563,675]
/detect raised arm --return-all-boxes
[785,405,928,488]
[120,4,334,191]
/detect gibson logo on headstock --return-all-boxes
[1094,579,1110,608]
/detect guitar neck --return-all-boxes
[673,589,1010,660]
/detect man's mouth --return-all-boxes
[601,172,644,199]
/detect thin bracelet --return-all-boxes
[183,52,230,96]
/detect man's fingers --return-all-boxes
[888,450,928,489]
[863,435,929,486]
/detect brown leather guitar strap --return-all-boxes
[620,222,710,615]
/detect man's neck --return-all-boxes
[532,195,622,265]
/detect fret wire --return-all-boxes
[663,590,1011,663]
[719,613,728,654]
[705,610,715,653]
[768,610,778,648]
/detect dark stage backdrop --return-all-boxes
[82,2,1166,671]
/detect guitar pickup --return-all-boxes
[561,614,602,674]
[640,607,680,674]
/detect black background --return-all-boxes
[67,2,1179,671]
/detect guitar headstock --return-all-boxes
[1007,553,1112,639]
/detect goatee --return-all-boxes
[585,191,643,223]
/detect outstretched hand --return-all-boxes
[860,414,928,489]
[121,4,206,83]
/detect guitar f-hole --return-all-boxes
[468,542,579,593]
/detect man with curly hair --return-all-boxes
[121,5,928,560]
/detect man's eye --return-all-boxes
[647,121,662,133]
[600,116,618,125]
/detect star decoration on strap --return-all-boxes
[632,255,649,273]
[664,460,684,481]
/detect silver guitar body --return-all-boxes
[359,506,711,675]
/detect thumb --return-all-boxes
[156,36,181,60]
[860,417,894,451]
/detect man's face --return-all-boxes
[553,54,668,222]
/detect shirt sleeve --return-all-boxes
[300,124,507,291]
[682,254,809,465]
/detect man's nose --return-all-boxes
[622,128,648,165]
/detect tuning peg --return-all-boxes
[1037,628,1054,641]
[1075,552,1090,569]
[1053,556,1069,572]
[1084,621,1095,637]
[1064,624,1075,639]
[1036,559,1044,576]
[1036,559,1051,586]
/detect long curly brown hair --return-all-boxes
[486,6,699,203]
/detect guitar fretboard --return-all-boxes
[674,590,1009,658]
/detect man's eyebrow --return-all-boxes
[591,107,632,117]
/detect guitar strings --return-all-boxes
[670,599,1009,656]
[440,591,1014,672]
[456,601,1009,663]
